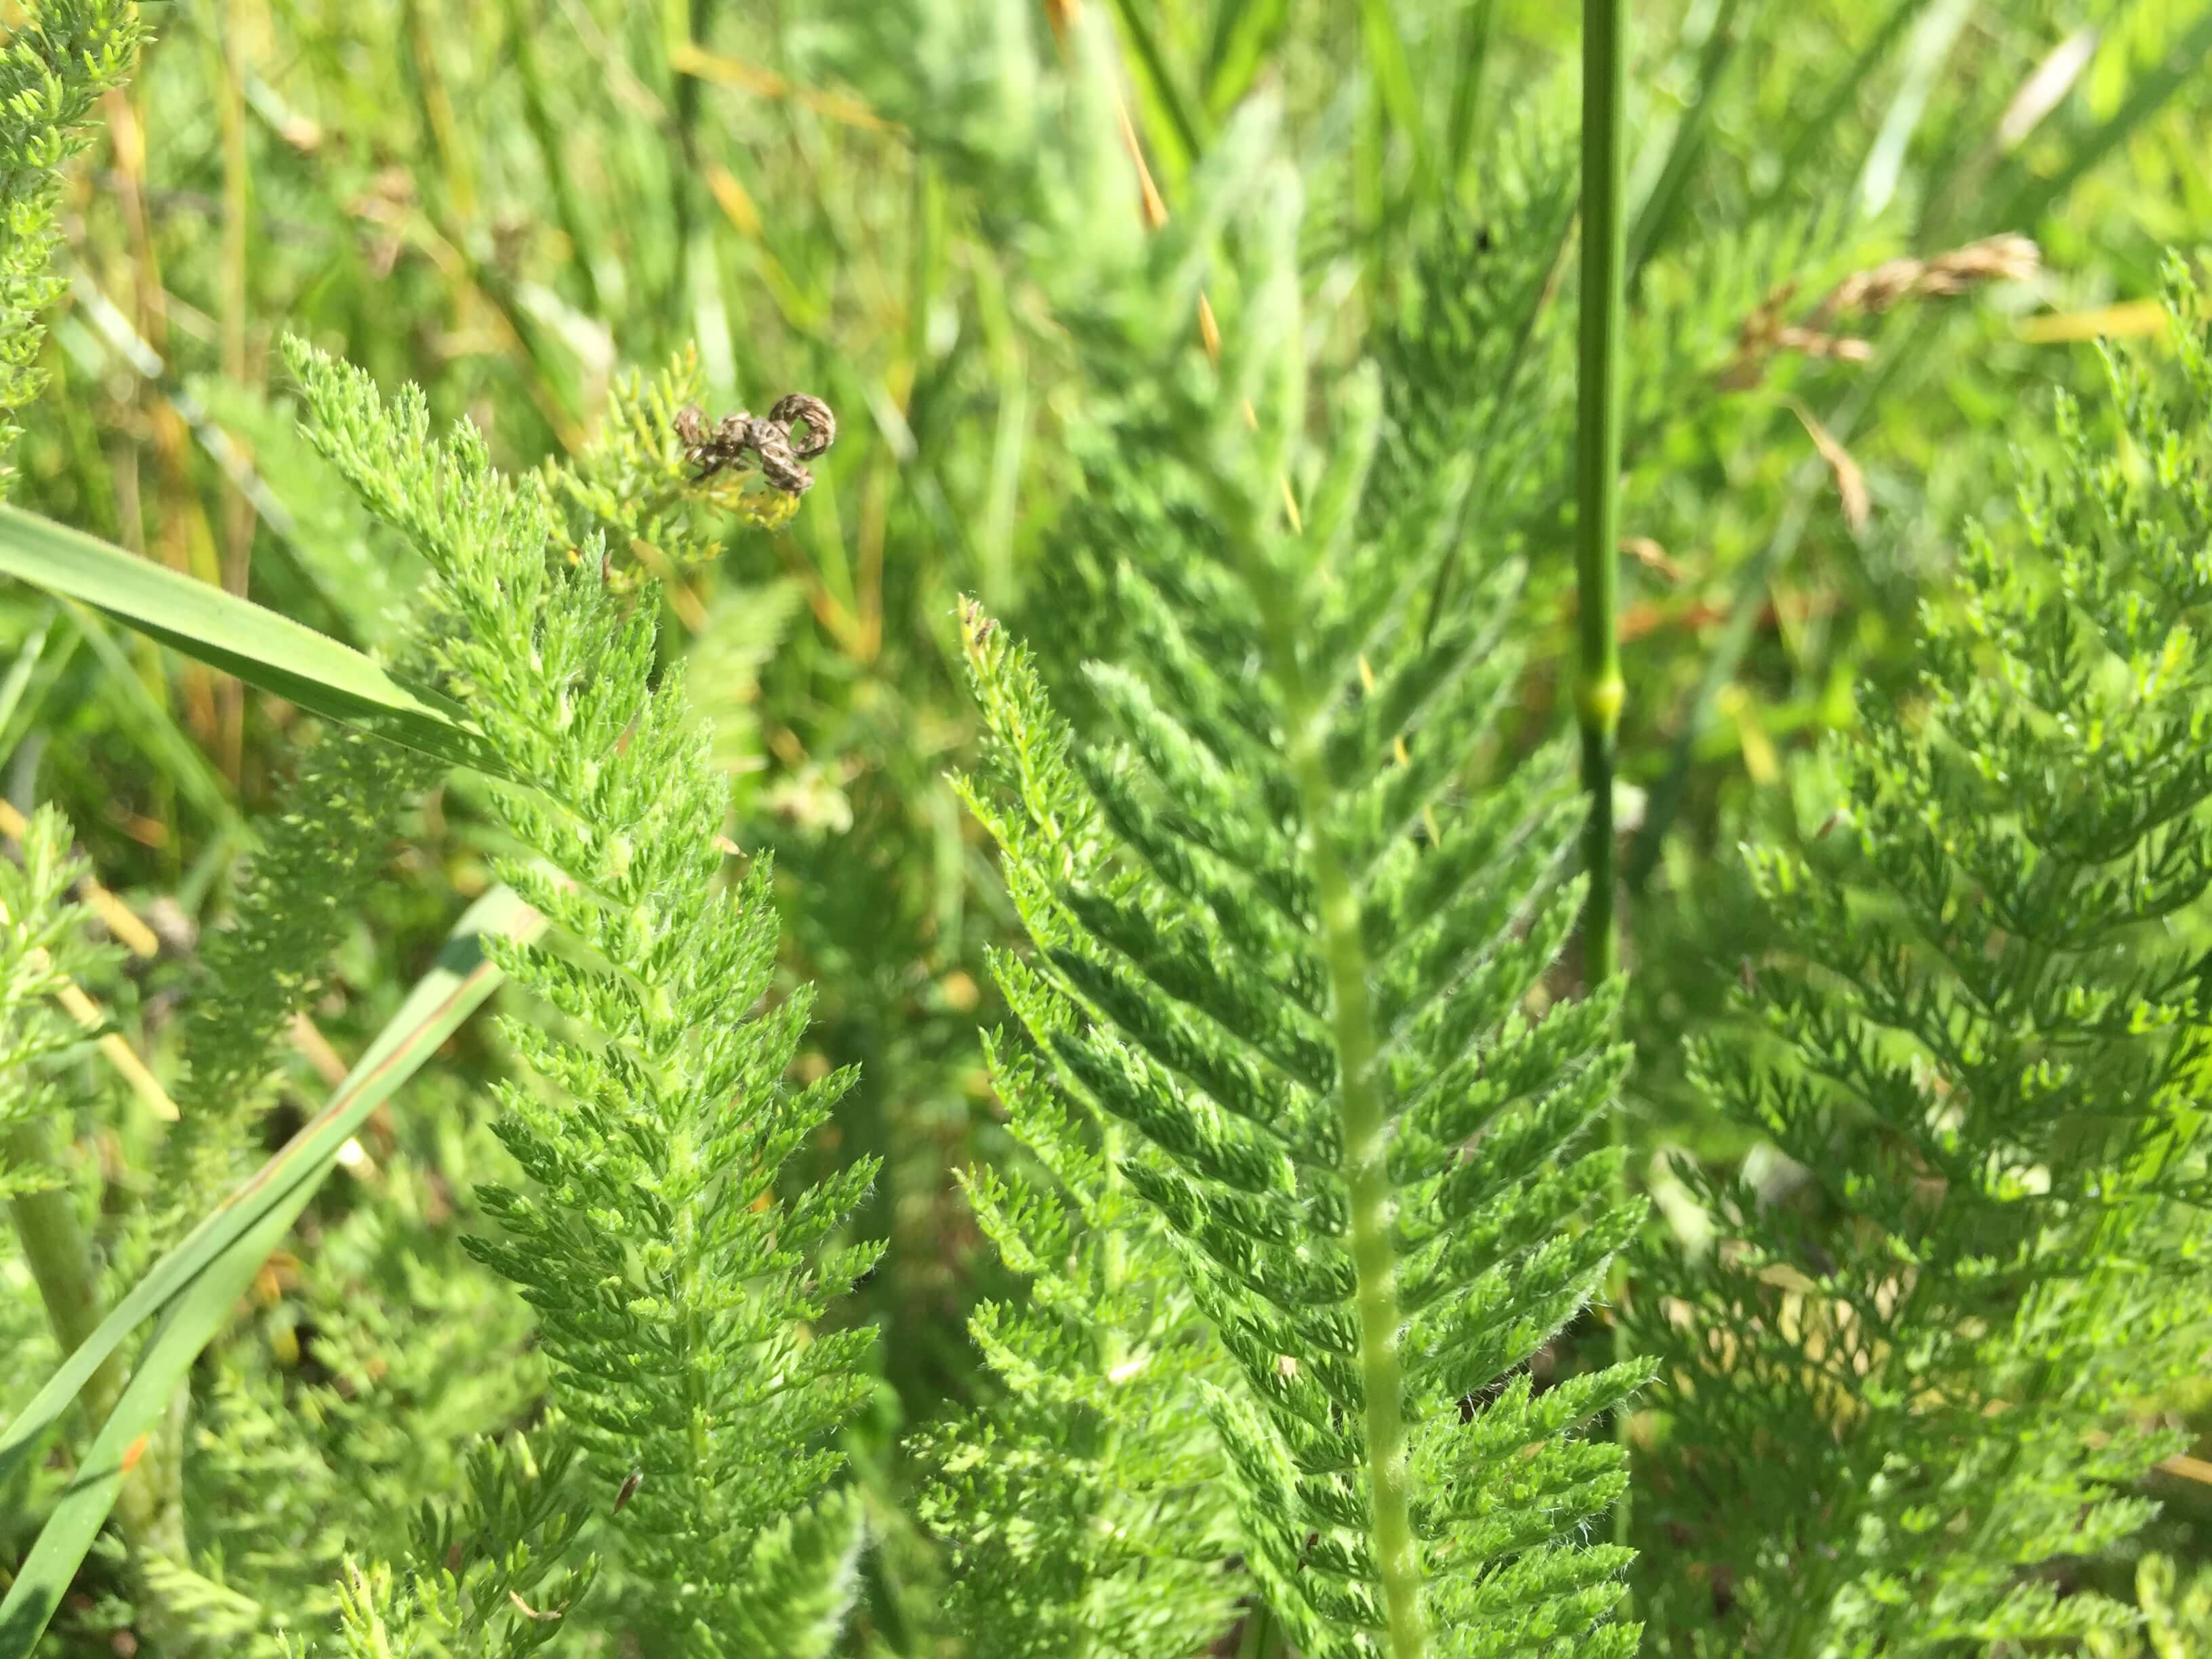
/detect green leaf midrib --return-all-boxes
[1245,543,1427,1658]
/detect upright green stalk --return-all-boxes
[4,1120,129,1435]
[1575,0,1633,1568]
[3,1117,184,1578]
[1302,781,1422,1659]
[1574,0,1627,991]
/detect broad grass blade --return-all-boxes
[0,1199,296,1659]
[0,885,542,1657]
[0,505,502,779]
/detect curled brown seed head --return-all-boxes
[672,394,835,495]
[741,417,813,493]
[769,392,836,459]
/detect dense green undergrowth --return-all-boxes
[4,0,2212,1654]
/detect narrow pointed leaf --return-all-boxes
[0,504,504,779]
[0,1195,296,1659]
[0,883,541,1625]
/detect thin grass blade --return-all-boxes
[1759,0,1928,214]
[1107,0,1206,177]
[1853,0,1973,219]
[0,885,541,1557]
[1624,319,1918,893]
[1442,0,1496,202]
[1627,0,1757,285]
[64,605,245,842]
[0,606,56,746]
[1357,0,1436,200]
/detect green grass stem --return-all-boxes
[1575,0,1627,990]
[1576,0,1633,1579]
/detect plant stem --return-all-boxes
[1070,1126,1129,1659]
[4,1116,192,1638]
[1300,726,1425,1659]
[4,1118,129,1433]
[1575,0,1628,992]
[1248,550,1425,1659]
[1237,1599,1279,1659]
[1576,0,1633,1578]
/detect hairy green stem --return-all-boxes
[1070,1128,1130,1659]
[1249,570,1425,1657]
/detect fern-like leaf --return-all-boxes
[0,0,142,488]
[285,338,880,1652]
[944,151,1648,1659]
[1631,264,2212,1655]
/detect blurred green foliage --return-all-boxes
[6,0,2212,1650]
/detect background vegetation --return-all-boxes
[5,0,2212,1652]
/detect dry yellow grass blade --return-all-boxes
[670,41,898,132]
[2017,298,2168,344]
[1785,398,1871,534]
[47,966,177,1124]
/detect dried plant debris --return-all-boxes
[1720,234,2041,388]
